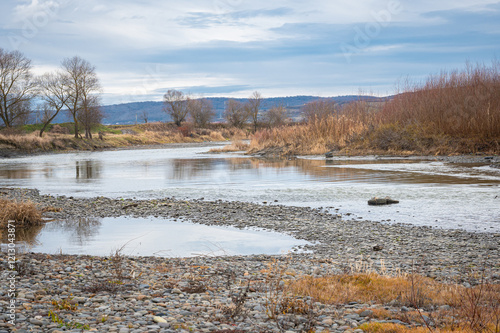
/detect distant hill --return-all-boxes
[56,95,389,125]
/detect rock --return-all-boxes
[153,316,167,323]
[29,318,44,326]
[172,288,183,294]
[359,309,373,317]
[325,151,334,158]
[73,296,87,303]
[373,245,383,251]
[368,196,399,205]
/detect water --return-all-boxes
[1,145,499,234]
[7,217,310,257]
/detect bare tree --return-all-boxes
[78,95,103,139]
[37,72,70,137]
[61,56,101,138]
[247,91,262,132]
[224,99,249,128]
[0,48,37,128]
[141,110,148,123]
[302,100,336,122]
[265,104,288,128]
[163,89,188,126]
[188,98,215,128]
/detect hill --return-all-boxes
[55,95,389,125]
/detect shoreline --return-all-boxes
[2,141,499,167]
[3,187,499,280]
[0,141,230,159]
[1,187,499,332]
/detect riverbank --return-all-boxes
[0,123,250,158]
[1,188,499,332]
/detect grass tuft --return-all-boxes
[0,198,43,227]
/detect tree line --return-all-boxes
[0,48,102,138]
[0,48,291,136]
[163,90,289,130]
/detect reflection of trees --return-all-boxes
[168,158,253,180]
[75,160,101,180]
[44,218,101,246]
[165,156,437,185]
[248,158,377,183]
[0,224,44,246]
[0,166,34,179]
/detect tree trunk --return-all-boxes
[73,119,79,139]
[39,123,49,137]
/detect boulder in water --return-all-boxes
[368,196,399,205]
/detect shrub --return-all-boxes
[0,198,43,227]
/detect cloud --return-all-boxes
[0,0,498,104]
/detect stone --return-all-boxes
[359,309,373,317]
[368,196,399,205]
[29,318,43,326]
[153,316,167,323]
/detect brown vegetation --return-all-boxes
[208,140,249,153]
[249,61,500,156]
[0,122,250,153]
[0,198,42,227]
[289,271,500,333]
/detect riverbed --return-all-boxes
[0,144,498,233]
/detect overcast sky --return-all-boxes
[1,0,499,105]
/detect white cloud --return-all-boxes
[0,0,498,104]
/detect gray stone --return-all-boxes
[359,310,373,317]
[368,197,399,205]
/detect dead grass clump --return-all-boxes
[291,270,500,333]
[0,198,43,227]
[209,140,249,153]
[358,322,432,333]
[290,273,453,307]
[208,131,226,141]
[50,125,70,134]
[218,127,249,140]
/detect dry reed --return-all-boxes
[0,198,43,227]
[249,61,500,156]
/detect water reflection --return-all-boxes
[75,160,101,180]
[0,146,499,232]
[0,224,44,246]
[43,218,101,245]
[9,217,309,257]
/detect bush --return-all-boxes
[0,198,43,227]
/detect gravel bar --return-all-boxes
[1,187,499,333]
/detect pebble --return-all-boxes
[1,187,498,332]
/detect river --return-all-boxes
[1,144,499,235]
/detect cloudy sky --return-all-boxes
[1,0,499,105]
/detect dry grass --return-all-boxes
[358,322,469,333]
[290,271,500,333]
[289,273,451,307]
[249,61,500,156]
[0,123,247,152]
[0,198,43,227]
[209,140,249,153]
[248,101,377,156]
